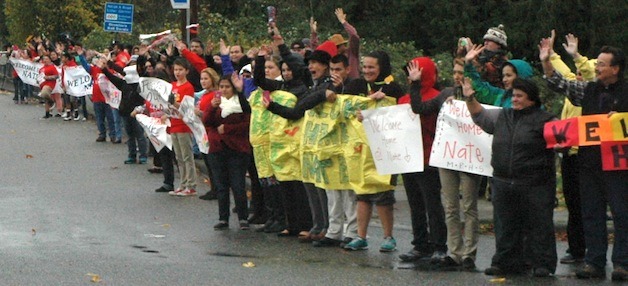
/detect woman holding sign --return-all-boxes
[462,77,557,277]
[404,58,482,271]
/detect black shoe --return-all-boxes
[256,220,274,232]
[612,266,627,281]
[339,237,353,248]
[198,190,218,200]
[575,264,605,279]
[399,249,431,262]
[312,237,342,247]
[484,266,504,276]
[462,257,476,271]
[41,114,52,119]
[533,267,551,277]
[239,220,250,230]
[155,186,172,193]
[437,256,461,271]
[96,137,106,142]
[213,221,229,230]
[112,139,122,144]
[560,253,584,264]
[247,214,268,224]
[264,220,286,233]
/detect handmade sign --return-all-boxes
[136,114,172,152]
[361,104,424,174]
[97,74,122,109]
[179,96,209,154]
[430,100,498,176]
[9,58,42,87]
[544,112,628,170]
[62,66,93,97]
[138,77,172,111]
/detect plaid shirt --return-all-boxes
[546,71,589,106]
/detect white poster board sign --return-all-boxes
[97,74,122,109]
[138,77,172,110]
[179,96,209,154]
[429,100,498,176]
[63,66,93,97]
[136,114,172,152]
[361,104,424,174]
[9,58,42,87]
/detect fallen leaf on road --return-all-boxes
[489,278,506,283]
[162,224,170,228]
[86,273,102,283]
[242,262,255,268]
[31,228,36,236]
[110,166,119,170]
[25,154,33,159]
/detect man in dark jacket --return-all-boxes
[541,43,628,282]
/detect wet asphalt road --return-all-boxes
[0,93,617,285]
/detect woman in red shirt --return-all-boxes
[39,55,60,119]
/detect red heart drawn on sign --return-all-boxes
[354,144,363,153]
[284,126,300,137]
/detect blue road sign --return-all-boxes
[104,2,134,33]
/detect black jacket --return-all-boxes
[473,107,556,185]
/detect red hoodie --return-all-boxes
[398,57,439,165]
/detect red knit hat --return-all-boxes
[316,40,337,57]
[308,40,338,65]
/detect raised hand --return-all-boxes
[205,39,214,54]
[538,37,551,62]
[175,40,187,52]
[406,60,423,82]
[335,8,347,24]
[464,43,485,64]
[547,29,556,55]
[231,73,243,92]
[325,89,337,103]
[562,33,579,58]
[219,39,229,56]
[309,17,317,33]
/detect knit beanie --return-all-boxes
[483,24,507,48]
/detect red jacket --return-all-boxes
[202,97,251,154]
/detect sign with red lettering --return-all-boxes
[361,104,424,174]
[543,118,579,148]
[430,100,498,176]
[601,141,628,171]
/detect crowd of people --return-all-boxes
[5,8,626,281]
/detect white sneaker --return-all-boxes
[74,114,82,121]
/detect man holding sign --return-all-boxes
[541,41,628,281]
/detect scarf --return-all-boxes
[219,95,243,118]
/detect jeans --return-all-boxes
[208,150,250,221]
[490,178,557,272]
[402,168,447,253]
[112,108,122,140]
[13,77,25,102]
[93,102,115,139]
[579,162,628,269]
[121,115,148,160]
[439,168,481,262]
